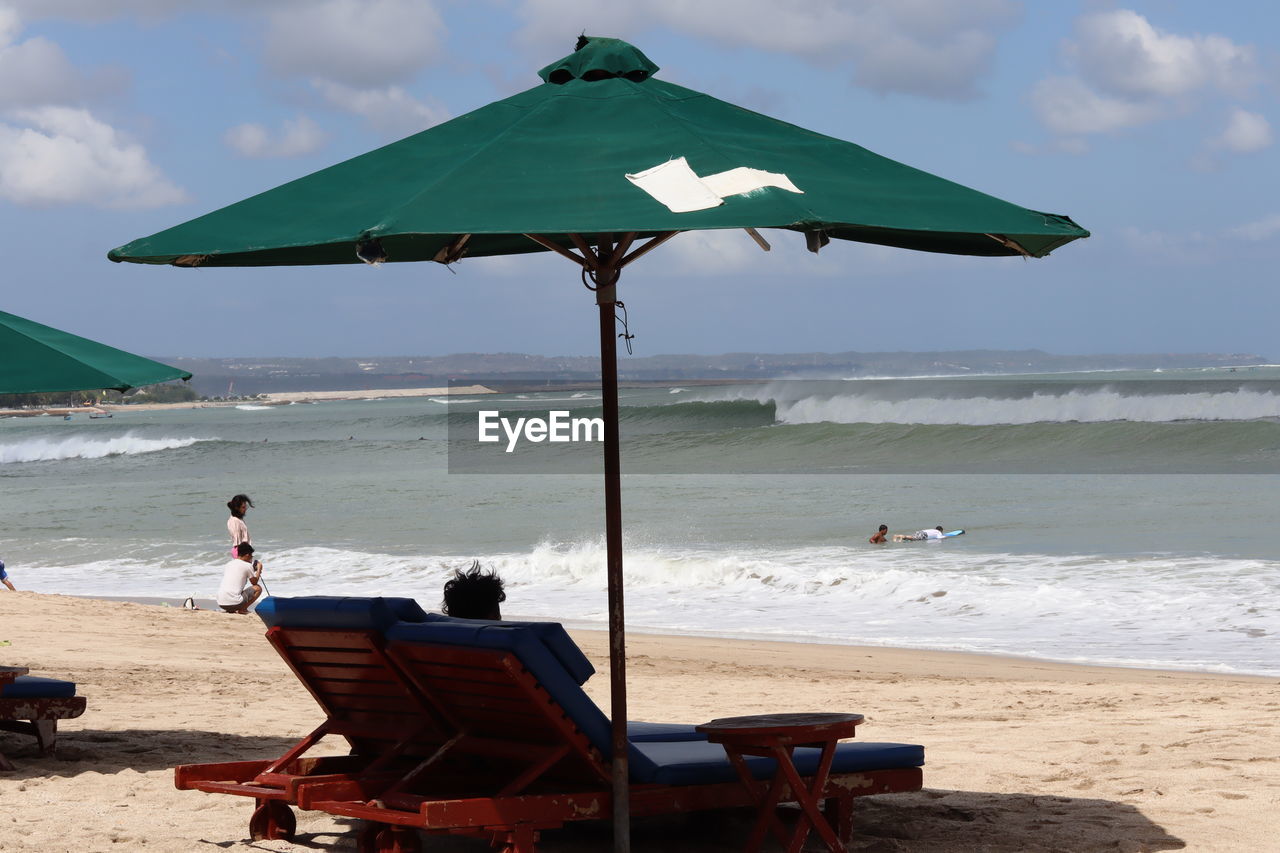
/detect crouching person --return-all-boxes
[217,542,263,614]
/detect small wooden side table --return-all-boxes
[696,712,863,853]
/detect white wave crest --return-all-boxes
[235,404,273,411]
[0,434,207,464]
[23,539,1279,674]
[765,388,1280,425]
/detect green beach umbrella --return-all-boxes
[108,39,1085,267]
[108,36,1088,849]
[0,310,191,396]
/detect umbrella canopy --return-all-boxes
[0,310,191,395]
[109,38,1086,269]
[107,36,1088,851]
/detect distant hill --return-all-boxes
[157,350,1270,397]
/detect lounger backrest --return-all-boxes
[420,613,596,685]
[255,596,442,754]
[257,596,430,631]
[385,620,658,783]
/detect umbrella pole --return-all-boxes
[530,230,674,853]
[596,256,631,853]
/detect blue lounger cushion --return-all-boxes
[386,619,662,781]
[386,619,927,787]
[421,613,596,687]
[627,722,708,743]
[633,740,926,787]
[1,676,77,699]
[256,596,430,631]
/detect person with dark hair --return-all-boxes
[226,494,254,556]
[869,524,889,544]
[442,561,506,620]
[217,542,263,614]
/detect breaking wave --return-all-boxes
[678,384,1280,426]
[0,434,208,464]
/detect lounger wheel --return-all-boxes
[356,822,421,853]
[248,799,296,841]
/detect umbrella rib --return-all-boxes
[985,233,1033,257]
[568,233,596,262]
[523,234,588,267]
[619,231,680,268]
[607,233,637,268]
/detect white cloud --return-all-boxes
[313,80,450,137]
[514,0,1019,99]
[0,6,19,43]
[1069,10,1258,100]
[224,114,326,158]
[1010,137,1089,156]
[0,107,186,208]
[665,228,764,274]
[1117,226,1215,265]
[659,226,959,277]
[1031,76,1162,136]
[1210,108,1272,154]
[264,0,446,88]
[1032,10,1261,141]
[5,0,262,21]
[1228,214,1280,242]
[0,8,119,107]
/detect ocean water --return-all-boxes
[2,367,1278,676]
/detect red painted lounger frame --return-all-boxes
[300,640,922,853]
[175,630,922,852]
[174,625,448,840]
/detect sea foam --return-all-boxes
[0,434,207,464]
[702,385,1280,425]
[29,539,1278,676]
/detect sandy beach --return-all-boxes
[0,593,1273,852]
[254,386,495,404]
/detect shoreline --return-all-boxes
[1,592,1274,851]
[0,384,496,416]
[67,593,1276,682]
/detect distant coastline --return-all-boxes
[255,384,495,404]
[0,384,495,417]
[159,348,1271,398]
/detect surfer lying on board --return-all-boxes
[894,526,946,542]
[869,524,889,544]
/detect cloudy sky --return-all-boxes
[1,1,1276,359]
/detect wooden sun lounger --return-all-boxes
[173,597,445,840]
[301,635,923,853]
[172,598,924,852]
[0,669,88,771]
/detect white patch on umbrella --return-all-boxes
[625,156,802,213]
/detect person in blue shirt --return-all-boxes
[0,559,15,591]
